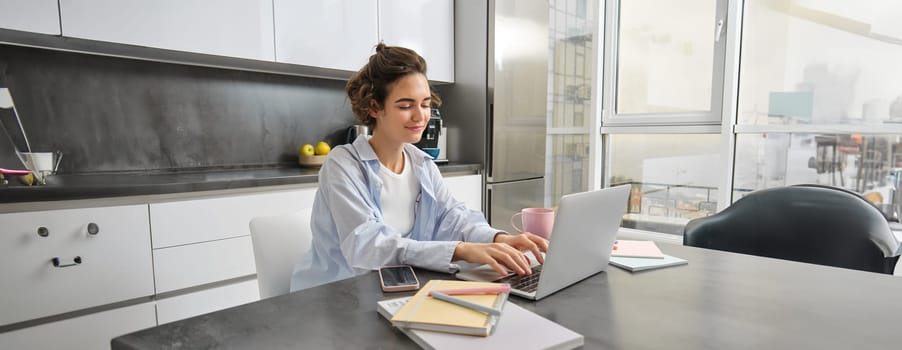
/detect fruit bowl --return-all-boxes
[298,155,327,168]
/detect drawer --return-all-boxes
[149,187,316,248]
[153,236,257,293]
[0,205,154,326]
[156,279,259,325]
[0,302,156,350]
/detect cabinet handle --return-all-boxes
[51,256,82,268]
[87,223,99,235]
[37,227,49,237]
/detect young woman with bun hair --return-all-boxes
[291,43,547,291]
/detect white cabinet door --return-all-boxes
[58,0,275,61]
[0,0,60,35]
[0,302,156,350]
[149,187,316,248]
[156,279,258,325]
[443,174,483,212]
[0,205,154,326]
[378,0,454,82]
[273,0,377,71]
[153,236,257,293]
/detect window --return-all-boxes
[734,132,902,217]
[615,0,716,115]
[606,0,727,125]
[738,0,902,127]
[734,0,902,213]
[608,133,722,234]
[592,0,902,237]
[601,0,729,235]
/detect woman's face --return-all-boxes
[370,73,431,145]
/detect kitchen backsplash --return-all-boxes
[0,44,358,174]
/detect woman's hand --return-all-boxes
[453,242,533,276]
[493,232,549,265]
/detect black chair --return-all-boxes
[793,183,899,222]
[683,185,901,274]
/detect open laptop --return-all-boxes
[456,184,631,300]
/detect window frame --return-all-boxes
[602,0,730,126]
[598,0,743,225]
[595,0,902,237]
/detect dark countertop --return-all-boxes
[0,163,481,203]
[111,243,902,350]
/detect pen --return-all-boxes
[430,291,502,316]
[428,285,511,296]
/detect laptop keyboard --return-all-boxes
[497,265,543,293]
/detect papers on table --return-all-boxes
[609,240,688,272]
[611,240,666,258]
[609,254,688,272]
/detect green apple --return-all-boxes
[299,144,315,157]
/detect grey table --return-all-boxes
[112,244,902,349]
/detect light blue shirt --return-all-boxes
[290,135,501,291]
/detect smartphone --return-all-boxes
[378,265,420,292]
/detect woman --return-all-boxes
[290,44,548,291]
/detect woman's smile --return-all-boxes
[406,125,426,133]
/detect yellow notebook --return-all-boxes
[390,280,509,337]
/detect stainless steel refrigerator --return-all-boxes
[484,0,548,233]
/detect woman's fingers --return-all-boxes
[505,233,547,265]
[490,244,531,275]
[486,260,510,277]
[454,242,536,276]
[527,242,545,265]
[531,234,550,252]
[523,234,548,264]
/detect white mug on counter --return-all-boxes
[19,151,62,185]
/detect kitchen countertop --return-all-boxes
[0,162,481,204]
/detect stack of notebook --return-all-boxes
[609,240,688,272]
[378,279,583,350]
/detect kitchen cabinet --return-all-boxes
[379,0,455,82]
[0,0,60,35]
[148,186,316,249]
[58,0,275,61]
[0,302,156,350]
[152,236,257,293]
[273,0,377,72]
[3,0,455,81]
[156,279,258,325]
[0,184,316,346]
[274,0,454,81]
[444,174,483,212]
[0,204,154,327]
[147,185,317,323]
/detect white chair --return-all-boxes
[249,208,313,299]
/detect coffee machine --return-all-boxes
[414,108,447,162]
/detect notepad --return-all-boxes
[611,240,666,259]
[609,254,688,272]
[390,280,508,336]
[378,296,584,350]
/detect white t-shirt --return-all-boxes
[378,150,420,235]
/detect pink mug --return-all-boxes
[510,208,555,239]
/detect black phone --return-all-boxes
[378,265,420,292]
